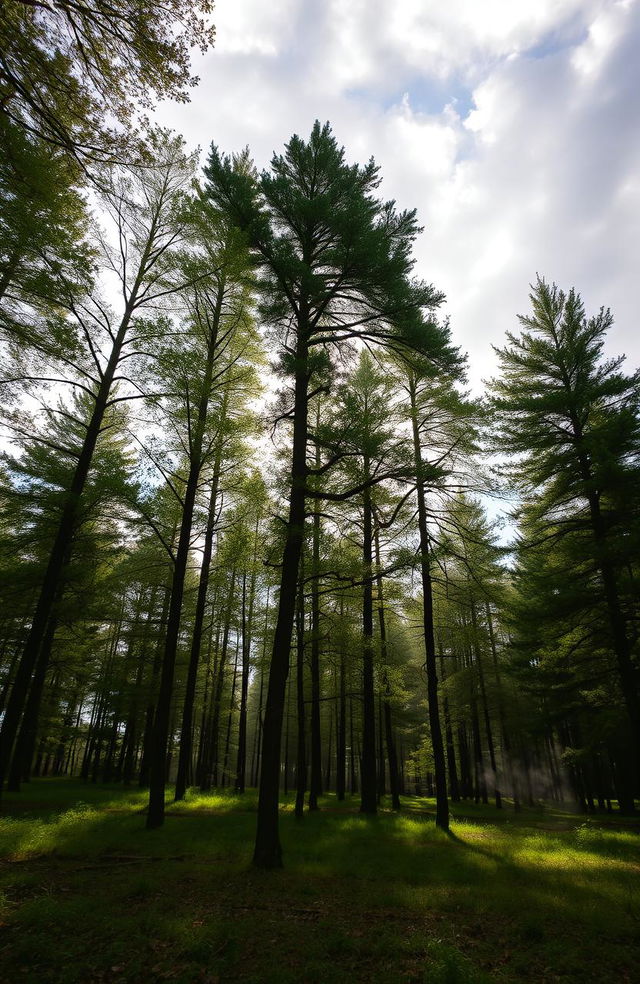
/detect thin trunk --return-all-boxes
[222,639,240,786]
[308,451,322,810]
[0,294,138,795]
[359,460,377,815]
[336,643,346,802]
[349,696,357,794]
[409,377,448,830]
[175,444,223,801]
[485,605,520,811]
[202,571,237,789]
[236,552,257,794]
[147,283,225,829]
[374,526,400,810]
[294,571,307,818]
[470,601,501,809]
[139,583,172,787]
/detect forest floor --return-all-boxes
[0,781,638,984]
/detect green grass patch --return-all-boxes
[0,780,638,982]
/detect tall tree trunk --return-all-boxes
[253,332,309,868]
[147,285,225,829]
[294,571,307,818]
[6,617,57,790]
[570,403,640,794]
[470,601,501,809]
[308,491,322,810]
[485,604,520,811]
[139,583,172,787]
[175,442,223,801]
[336,641,346,802]
[0,299,137,795]
[349,696,358,794]
[374,526,400,810]
[359,461,377,815]
[201,571,236,790]
[236,550,257,794]
[409,377,448,830]
[222,640,240,786]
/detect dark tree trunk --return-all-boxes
[336,644,346,802]
[294,573,307,818]
[253,334,309,869]
[485,605,520,811]
[359,466,377,815]
[325,703,333,792]
[0,301,136,795]
[471,689,488,805]
[139,582,172,788]
[222,641,240,786]
[470,602,501,809]
[308,495,322,810]
[6,617,57,790]
[251,666,265,788]
[457,722,473,799]
[175,445,223,801]
[147,286,225,829]
[236,555,257,794]
[374,526,400,810]
[349,697,358,794]
[440,647,460,803]
[570,414,640,796]
[201,572,237,790]
[409,379,448,830]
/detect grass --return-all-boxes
[0,781,638,983]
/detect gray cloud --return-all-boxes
[156,0,640,389]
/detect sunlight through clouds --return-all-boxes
[155,0,640,389]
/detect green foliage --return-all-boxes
[0,0,215,158]
[205,121,450,367]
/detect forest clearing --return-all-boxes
[0,779,638,983]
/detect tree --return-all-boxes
[144,202,257,829]
[0,0,215,159]
[205,121,451,867]
[0,115,92,322]
[327,352,407,814]
[488,278,640,806]
[0,132,198,795]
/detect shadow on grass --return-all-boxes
[1,781,638,983]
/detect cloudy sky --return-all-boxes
[157,0,639,391]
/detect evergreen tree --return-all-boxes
[205,121,450,867]
[488,278,640,807]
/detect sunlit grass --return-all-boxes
[0,779,638,982]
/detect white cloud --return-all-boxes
[155,0,640,389]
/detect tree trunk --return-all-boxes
[409,378,448,830]
[308,448,323,811]
[0,300,136,795]
[236,552,257,794]
[359,462,377,815]
[175,444,223,801]
[253,332,309,868]
[470,601,501,809]
[374,526,400,810]
[6,617,57,790]
[336,642,346,802]
[147,282,225,827]
[294,572,307,818]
